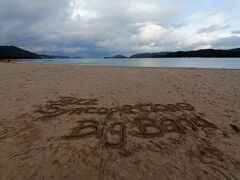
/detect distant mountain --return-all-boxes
[130,52,170,58]
[0,46,82,60]
[130,48,240,58]
[230,48,240,52]
[104,54,127,59]
[161,49,240,58]
[0,46,42,59]
[130,53,152,58]
[41,54,71,59]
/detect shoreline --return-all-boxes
[2,60,240,70]
[4,56,240,70]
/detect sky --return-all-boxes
[0,0,240,57]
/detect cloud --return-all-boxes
[127,2,158,15]
[232,30,240,34]
[198,24,230,34]
[68,0,100,21]
[212,35,240,49]
[0,0,240,57]
[132,23,168,44]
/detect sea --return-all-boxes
[19,58,240,69]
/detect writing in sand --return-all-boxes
[35,97,217,149]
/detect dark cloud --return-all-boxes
[212,35,240,49]
[198,24,230,34]
[232,30,240,34]
[178,35,240,51]
[0,0,69,44]
[0,0,68,28]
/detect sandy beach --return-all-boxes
[0,63,240,180]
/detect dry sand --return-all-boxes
[0,63,240,180]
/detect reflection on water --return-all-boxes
[20,58,240,69]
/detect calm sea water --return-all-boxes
[19,58,240,69]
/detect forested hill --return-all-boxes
[0,46,42,59]
[130,49,240,58]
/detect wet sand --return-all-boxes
[0,63,240,180]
